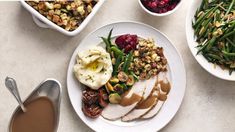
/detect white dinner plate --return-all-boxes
[67,22,186,132]
[186,0,235,81]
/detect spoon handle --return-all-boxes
[5,77,27,112]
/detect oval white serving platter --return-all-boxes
[67,22,186,132]
[186,0,235,81]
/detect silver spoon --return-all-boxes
[5,77,27,112]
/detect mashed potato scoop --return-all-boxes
[74,46,113,90]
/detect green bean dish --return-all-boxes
[193,0,235,74]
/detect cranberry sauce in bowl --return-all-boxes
[140,0,181,16]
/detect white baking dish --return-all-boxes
[20,0,105,36]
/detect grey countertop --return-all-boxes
[0,1,235,132]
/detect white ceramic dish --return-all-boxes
[186,0,235,81]
[20,0,105,36]
[67,22,186,131]
[138,0,182,16]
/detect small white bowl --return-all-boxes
[20,0,105,36]
[138,0,182,16]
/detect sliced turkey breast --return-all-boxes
[121,76,158,122]
[101,80,146,120]
[141,72,171,119]
[140,100,164,119]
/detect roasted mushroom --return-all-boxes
[117,71,128,82]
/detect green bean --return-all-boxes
[214,9,220,23]
[101,29,114,53]
[203,53,213,62]
[226,38,235,47]
[195,8,200,18]
[225,0,235,17]
[204,26,213,38]
[205,37,217,51]
[122,52,133,73]
[222,51,235,56]
[113,55,122,76]
[200,0,206,11]
[108,28,113,45]
[218,5,227,12]
[225,42,230,52]
[101,37,111,53]
[207,53,222,60]
[220,30,235,40]
[111,46,124,57]
[197,40,209,55]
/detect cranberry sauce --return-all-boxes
[141,0,180,14]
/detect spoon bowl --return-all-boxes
[5,77,27,112]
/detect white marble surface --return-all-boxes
[0,1,235,132]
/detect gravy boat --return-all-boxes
[8,78,62,132]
